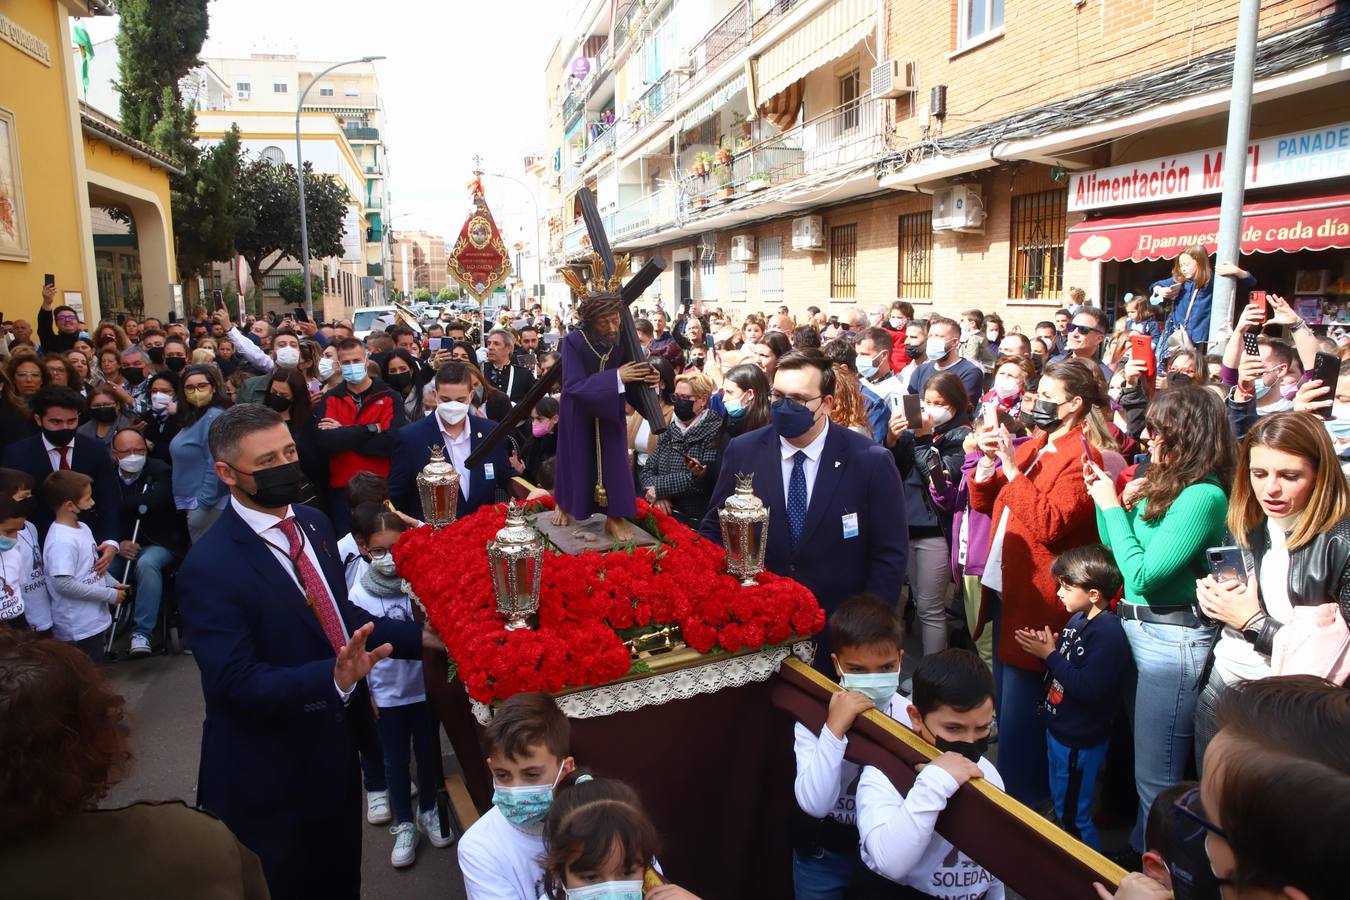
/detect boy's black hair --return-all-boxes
[1050,544,1122,600]
[346,471,389,512]
[0,468,34,499]
[1145,781,1195,854]
[911,649,995,716]
[0,496,27,523]
[828,593,904,654]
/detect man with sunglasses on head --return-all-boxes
[1051,306,1114,382]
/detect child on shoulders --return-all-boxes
[857,649,1004,899]
[793,593,910,899]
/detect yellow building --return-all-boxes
[0,0,178,327]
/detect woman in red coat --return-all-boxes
[968,358,1105,808]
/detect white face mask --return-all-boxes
[369,554,397,577]
[927,406,953,428]
[275,345,301,366]
[150,392,173,411]
[1334,401,1350,421]
[118,453,147,476]
[986,329,1000,342]
[317,357,335,379]
[993,375,1021,400]
[437,400,470,426]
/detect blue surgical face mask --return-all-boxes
[491,763,564,829]
[0,535,16,552]
[563,881,644,900]
[340,362,367,384]
[1253,375,1273,400]
[724,396,746,418]
[770,397,816,439]
[925,336,950,362]
[840,671,900,708]
[857,354,880,379]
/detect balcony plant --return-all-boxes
[690,151,716,179]
[746,172,770,192]
[715,146,734,166]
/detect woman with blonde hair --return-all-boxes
[93,320,130,353]
[639,370,722,527]
[1151,243,1255,353]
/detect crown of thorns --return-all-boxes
[558,252,631,298]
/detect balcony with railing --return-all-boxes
[683,98,887,206]
[612,186,679,240]
[689,1,751,90]
[581,124,617,168]
[751,0,803,38]
[563,89,586,125]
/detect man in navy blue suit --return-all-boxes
[178,404,436,899]
[2,386,120,563]
[699,351,908,670]
[388,361,510,519]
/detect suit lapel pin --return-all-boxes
[834,461,842,468]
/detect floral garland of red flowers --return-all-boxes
[393,496,823,704]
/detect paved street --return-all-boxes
[102,653,468,899]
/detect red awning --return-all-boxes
[1067,192,1350,262]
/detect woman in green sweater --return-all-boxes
[1083,384,1235,853]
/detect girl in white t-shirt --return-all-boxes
[347,508,452,868]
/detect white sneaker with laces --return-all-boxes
[417,806,455,848]
[390,822,418,867]
[129,633,152,657]
[366,790,391,825]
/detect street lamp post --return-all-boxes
[296,55,386,319]
[484,171,544,316]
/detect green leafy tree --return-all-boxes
[413,287,434,303]
[437,286,459,303]
[234,156,350,300]
[277,273,324,305]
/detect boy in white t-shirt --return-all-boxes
[42,471,127,663]
[857,649,1005,899]
[0,469,50,635]
[793,593,911,898]
[458,692,576,900]
[0,497,29,629]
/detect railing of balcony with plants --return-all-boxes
[751,0,803,38]
[681,98,886,208]
[689,1,751,89]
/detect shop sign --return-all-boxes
[0,13,51,67]
[1069,122,1350,212]
[570,57,592,80]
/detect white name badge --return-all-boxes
[842,512,859,540]
[483,463,495,481]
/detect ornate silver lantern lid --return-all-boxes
[721,473,765,518]
[493,499,538,546]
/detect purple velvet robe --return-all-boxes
[554,327,638,520]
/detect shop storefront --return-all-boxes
[1066,121,1350,329]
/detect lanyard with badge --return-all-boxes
[257,524,337,630]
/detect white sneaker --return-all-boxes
[366,790,391,825]
[417,806,455,848]
[390,822,418,867]
[129,633,152,657]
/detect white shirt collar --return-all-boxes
[230,495,295,536]
[41,435,60,454]
[436,413,471,445]
[780,421,830,463]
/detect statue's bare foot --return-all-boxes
[604,516,626,539]
[551,507,573,527]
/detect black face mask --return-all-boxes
[146,346,165,365]
[903,343,925,361]
[672,397,697,422]
[689,356,705,370]
[1027,397,1064,432]
[922,719,990,764]
[265,393,293,413]
[385,372,413,392]
[43,427,77,448]
[1167,371,1194,388]
[120,366,146,385]
[165,357,187,372]
[89,407,118,424]
[236,461,307,509]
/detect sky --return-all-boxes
[80,0,569,247]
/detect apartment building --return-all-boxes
[389,229,448,295]
[545,0,1350,333]
[199,53,392,316]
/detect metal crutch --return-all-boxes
[105,482,150,657]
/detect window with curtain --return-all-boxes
[830,224,857,300]
[839,69,860,131]
[1008,189,1068,300]
[897,212,933,299]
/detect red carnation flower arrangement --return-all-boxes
[393,497,823,704]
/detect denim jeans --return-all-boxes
[1121,617,1216,851]
[792,847,856,900]
[993,663,1049,810]
[1047,733,1108,849]
[130,544,175,638]
[374,701,443,824]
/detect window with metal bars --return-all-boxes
[830,224,857,300]
[759,237,783,304]
[1008,189,1067,300]
[728,259,747,303]
[897,211,932,299]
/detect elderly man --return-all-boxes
[482,328,535,404]
[10,317,34,348]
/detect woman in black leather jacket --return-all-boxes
[1193,411,1350,765]
[888,370,973,655]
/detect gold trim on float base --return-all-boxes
[780,657,1129,883]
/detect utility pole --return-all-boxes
[1207,0,1261,347]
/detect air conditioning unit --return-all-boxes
[237,89,251,100]
[931,185,986,233]
[673,48,695,75]
[730,235,755,263]
[871,60,916,99]
[791,215,825,251]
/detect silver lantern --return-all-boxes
[487,500,544,630]
[417,445,461,528]
[719,473,770,586]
